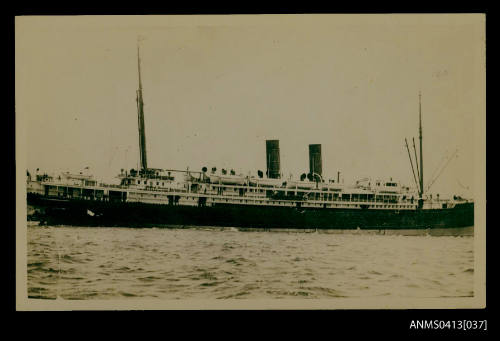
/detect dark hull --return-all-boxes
[27,193,474,230]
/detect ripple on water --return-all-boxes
[27,226,475,300]
[138,276,162,282]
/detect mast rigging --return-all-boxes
[412,137,420,182]
[405,138,420,190]
[426,149,459,193]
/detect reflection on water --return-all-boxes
[27,226,474,300]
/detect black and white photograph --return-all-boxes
[16,14,485,310]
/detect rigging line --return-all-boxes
[426,149,459,192]
[457,179,470,191]
[412,137,420,181]
[429,149,459,189]
[429,150,449,185]
[405,138,420,190]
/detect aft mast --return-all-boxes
[136,40,148,172]
[418,92,424,198]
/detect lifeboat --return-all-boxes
[285,180,316,190]
[248,178,285,188]
[208,174,247,185]
[321,182,344,191]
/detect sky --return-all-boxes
[16,15,485,199]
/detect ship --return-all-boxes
[26,44,474,230]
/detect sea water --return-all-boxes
[27,226,474,300]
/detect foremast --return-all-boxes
[136,42,148,172]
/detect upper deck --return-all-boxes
[27,169,471,211]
